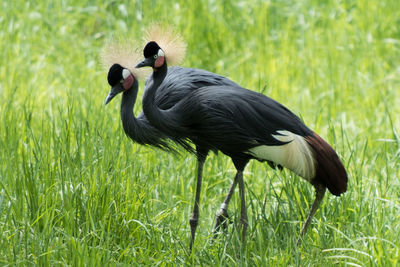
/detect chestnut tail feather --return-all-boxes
[306,133,348,196]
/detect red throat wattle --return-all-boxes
[154,56,165,68]
[123,74,134,90]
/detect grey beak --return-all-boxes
[104,84,122,105]
[135,57,153,68]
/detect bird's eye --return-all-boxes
[154,54,158,59]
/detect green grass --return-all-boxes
[1,0,400,265]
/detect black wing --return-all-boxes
[175,85,313,155]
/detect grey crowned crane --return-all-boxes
[135,41,348,249]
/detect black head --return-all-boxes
[143,41,161,58]
[107,63,124,86]
[135,41,165,69]
[105,64,135,104]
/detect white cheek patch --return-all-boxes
[246,130,315,180]
[122,68,130,79]
[157,49,165,57]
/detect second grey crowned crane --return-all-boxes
[135,41,348,249]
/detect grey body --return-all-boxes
[142,64,312,169]
[160,85,314,159]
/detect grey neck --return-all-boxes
[142,63,170,131]
[120,80,145,141]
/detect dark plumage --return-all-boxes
[143,41,161,58]
[105,64,239,150]
[136,41,348,249]
[170,85,347,195]
[173,86,311,154]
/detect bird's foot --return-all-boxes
[239,215,248,244]
[213,207,231,238]
[189,215,198,252]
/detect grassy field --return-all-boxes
[1,0,399,265]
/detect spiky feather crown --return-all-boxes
[143,24,187,66]
[100,38,150,80]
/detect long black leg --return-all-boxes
[189,148,208,252]
[297,184,326,245]
[213,172,239,236]
[237,170,248,243]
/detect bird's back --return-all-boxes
[145,66,240,110]
[175,85,313,151]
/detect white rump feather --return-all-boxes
[100,38,150,80]
[247,130,316,180]
[143,24,187,66]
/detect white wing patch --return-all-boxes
[246,130,315,180]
